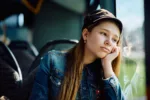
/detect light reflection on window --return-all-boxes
[116,0,146,99]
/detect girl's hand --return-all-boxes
[101,46,120,78]
[102,46,120,66]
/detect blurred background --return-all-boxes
[0,0,148,100]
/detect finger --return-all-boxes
[111,47,115,53]
[112,47,118,53]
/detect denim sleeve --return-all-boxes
[102,74,125,100]
[29,53,51,100]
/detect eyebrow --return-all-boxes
[100,28,119,39]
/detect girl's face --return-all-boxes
[83,21,120,59]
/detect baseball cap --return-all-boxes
[83,9,123,33]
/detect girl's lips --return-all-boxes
[101,47,110,53]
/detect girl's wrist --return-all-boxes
[102,62,114,79]
[102,61,112,68]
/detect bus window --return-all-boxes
[116,0,146,99]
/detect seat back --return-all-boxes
[8,40,37,78]
[0,41,23,99]
[9,40,38,57]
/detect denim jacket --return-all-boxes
[29,50,125,100]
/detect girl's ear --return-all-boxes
[82,28,89,41]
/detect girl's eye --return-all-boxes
[100,32,107,36]
[112,38,118,43]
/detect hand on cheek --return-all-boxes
[103,46,120,62]
[101,46,120,78]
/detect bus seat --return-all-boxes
[10,50,35,79]
[0,41,22,99]
[8,40,38,57]
[8,40,38,79]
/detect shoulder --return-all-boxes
[41,50,67,61]
[47,50,67,58]
[45,50,67,73]
[47,50,67,64]
[39,50,67,77]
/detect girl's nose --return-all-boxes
[104,39,112,46]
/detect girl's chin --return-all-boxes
[97,53,108,59]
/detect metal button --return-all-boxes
[58,82,61,85]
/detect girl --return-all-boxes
[30,9,124,100]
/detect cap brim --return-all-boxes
[93,17,123,33]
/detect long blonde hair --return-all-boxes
[58,20,122,100]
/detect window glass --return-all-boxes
[116,0,146,99]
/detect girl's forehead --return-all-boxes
[92,22,120,36]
